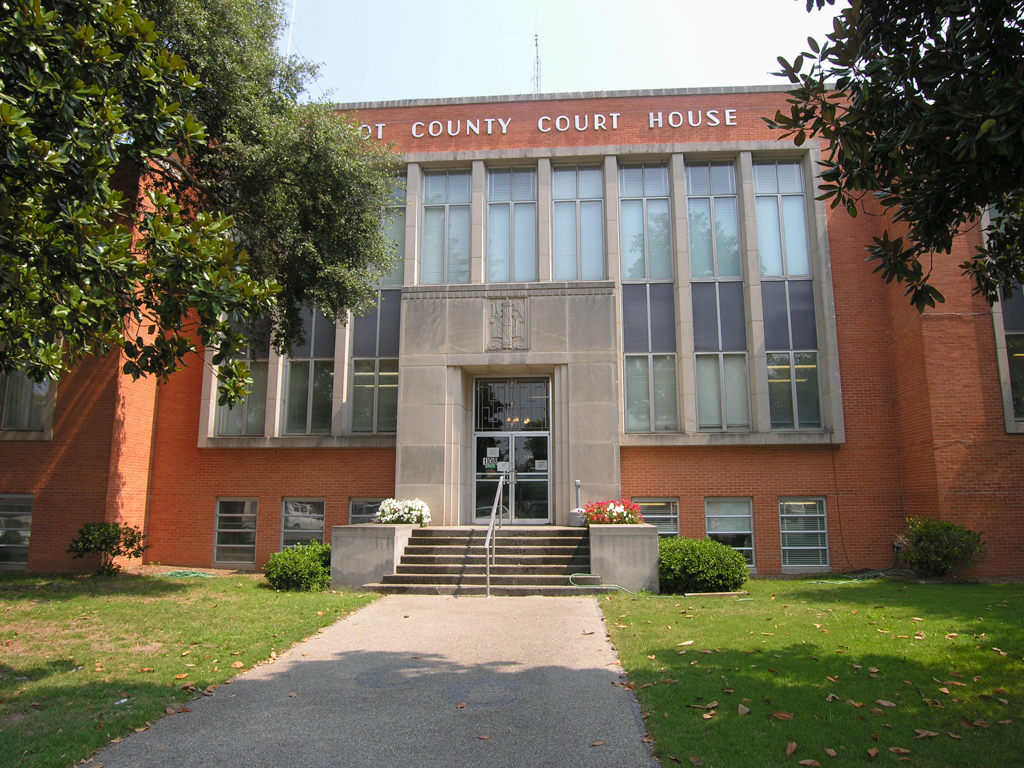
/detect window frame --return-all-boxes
[704,497,755,568]
[421,168,472,285]
[349,498,384,525]
[280,498,326,549]
[633,497,679,536]
[618,162,673,282]
[486,166,538,283]
[552,164,605,281]
[624,353,679,433]
[216,326,271,437]
[214,498,258,566]
[350,357,399,434]
[778,497,829,570]
[0,371,54,438]
[0,493,32,569]
[753,158,813,278]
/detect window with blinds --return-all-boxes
[553,165,604,280]
[422,169,471,284]
[488,167,537,283]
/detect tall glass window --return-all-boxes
[622,283,678,432]
[1,372,48,431]
[351,289,400,433]
[215,499,257,563]
[488,167,537,283]
[1001,287,1024,418]
[687,161,749,430]
[553,165,604,280]
[619,163,672,281]
[217,321,270,436]
[754,160,811,277]
[422,169,471,284]
[381,173,406,287]
[762,281,821,429]
[284,308,336,434]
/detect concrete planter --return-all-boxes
[588,523,659,593]
[330,524,416,589]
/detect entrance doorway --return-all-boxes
[473,378,550,524]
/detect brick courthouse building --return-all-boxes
[2,85,1022,577]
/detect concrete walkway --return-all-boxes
[91,595,656,768]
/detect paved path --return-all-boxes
[91,595,656,768]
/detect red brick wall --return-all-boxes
[145,358,396,570]
[0,355,119,572]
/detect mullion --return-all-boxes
[575,198,583,280]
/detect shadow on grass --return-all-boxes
[0,572,190,603]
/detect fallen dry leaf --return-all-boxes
[666,758,682,765]
[999,720,1014,725]
[231,661,244,669]
[174,673,188,680]
[945,633,959,640]
[590,740,604,746]
[824,748,837,757]
[799,761,821,767]
[165,707,175,715]
[868,748,879,757]
[914,730,938,738]
[705,701,719,709]
[138,668,154,672]
[876,700,896,708]
[960,718,973,729]
[869,708,883,715]
[889,748,911,754]
[869,667,879,673]
[480,735,492,740]
[702,711,716,720]
[773,711,794,720]
[689,758,705,766]
[678,640,694,646]
[643,735,654,743]
[181,650,190,657]
[288,693,297,698]
[974,719,990,728]
[786,742,798,756]
[825,693,840,702]
[947,733,961,739]
[738,704,750,715]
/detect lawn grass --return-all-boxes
[0,570,377,768]
[604,578,1024,767]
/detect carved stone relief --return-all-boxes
[487,297,528,351]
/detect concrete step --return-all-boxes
[404,545,587,557]
[361,583,614,597]
[409,527,588,539]
[395,563,589,576]
[400,554,591,567]
[381,573,602,586]
[403,536,588,549]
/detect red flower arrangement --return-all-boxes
[581,499,644,525]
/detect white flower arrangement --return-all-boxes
[374,498,431,527]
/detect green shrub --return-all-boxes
[263,542,332,591]
[896,517,984,576]
[67,522,150,575]
[658,537,749,594]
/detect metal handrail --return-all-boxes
[483,474,506,598]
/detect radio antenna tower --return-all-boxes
[531,33,541,94]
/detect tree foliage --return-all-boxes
[1,0,401,404]
[768,0,1024,310]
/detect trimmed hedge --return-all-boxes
[263,542,332,591]
[896,517,984,576]
[658,537,749,594]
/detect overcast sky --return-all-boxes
[280,0,843,105]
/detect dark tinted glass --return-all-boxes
[352,302,378,357]
[649,283,676,353]
[622,284,650,353]
[718,281,747,351]
[1002,287,1024,332]
[788,280,818,350]
[312,309,336,358]
[291,307,313,358]
[378,290,402,357]
[761,281,790,350]
[691,282,719,352]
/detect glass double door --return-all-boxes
[474,433,550,524]
[473,377,551,525]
